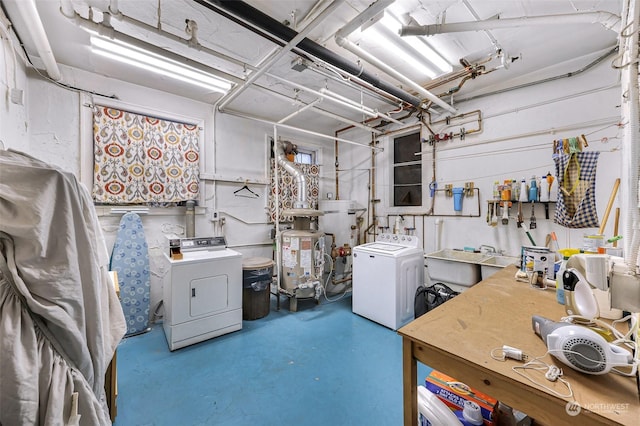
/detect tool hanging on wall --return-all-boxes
[517,202,524,228]
[530,201,537,229]
[521,223,537,246]
[487,202,492,225]
[491,201,498,226]
[501,202,510,225]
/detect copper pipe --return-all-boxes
[334,134,339,199]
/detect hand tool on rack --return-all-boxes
[530,201,537,229]
[517,202,524,228]
[501,202,509,225]
[491,201,498,226]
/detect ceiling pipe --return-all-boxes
[277,98,322,124]
[222,108,384,151]
[14,0,62,81]
[266,72,403,124]
[334,0,394,40]
[251,84,383,134]
[216,0,345,111]
[400,11,622,37]
[311,107,383,134]
[461,0,500,53]
[307,62,401,107]
[193,0,424,109]
[296,0,334,30]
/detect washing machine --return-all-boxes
[352,233,424,330]
[163,236,242,351]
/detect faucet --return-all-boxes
[479,245,497,254]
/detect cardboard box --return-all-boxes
[425,370,498,426]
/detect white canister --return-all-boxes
[540,179,549,202]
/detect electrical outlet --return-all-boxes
[209,210,220,222]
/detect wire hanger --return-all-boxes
[234,182,259,198]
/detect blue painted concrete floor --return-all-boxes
[115,294,431,426]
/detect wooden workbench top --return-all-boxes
[399,265,639,425]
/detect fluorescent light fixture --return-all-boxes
[380,13,452,74]
[366,26,438,78]
[91,36,232,93]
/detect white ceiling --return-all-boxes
[2,0,623,132]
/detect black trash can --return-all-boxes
[242,257,274,320]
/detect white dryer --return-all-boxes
[352,233,424,330]
[163,236,242,351]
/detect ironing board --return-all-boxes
[110,212,151,336]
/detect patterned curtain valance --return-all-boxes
[268,160,319,222]
[92,106,200,204]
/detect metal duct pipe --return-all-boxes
[275,140,307,209]
[186,200,196,238]
[400,11,621,37]
[14,0,62,81]
[193,0,424,109]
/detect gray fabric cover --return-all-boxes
[0,149,126,425]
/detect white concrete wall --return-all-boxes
[336,50,623,266]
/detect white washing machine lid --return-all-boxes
[354,242,423,257]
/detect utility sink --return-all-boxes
[424,249,492,290]
[479,256,520,279]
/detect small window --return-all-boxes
[295,149,316,165]
[393,132,421,207]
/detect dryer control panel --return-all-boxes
[179,236,227,251]
[167,236,228,259]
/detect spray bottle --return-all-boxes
[528,176,538,202]
[394,215,403,235]
[518,179,528,202]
